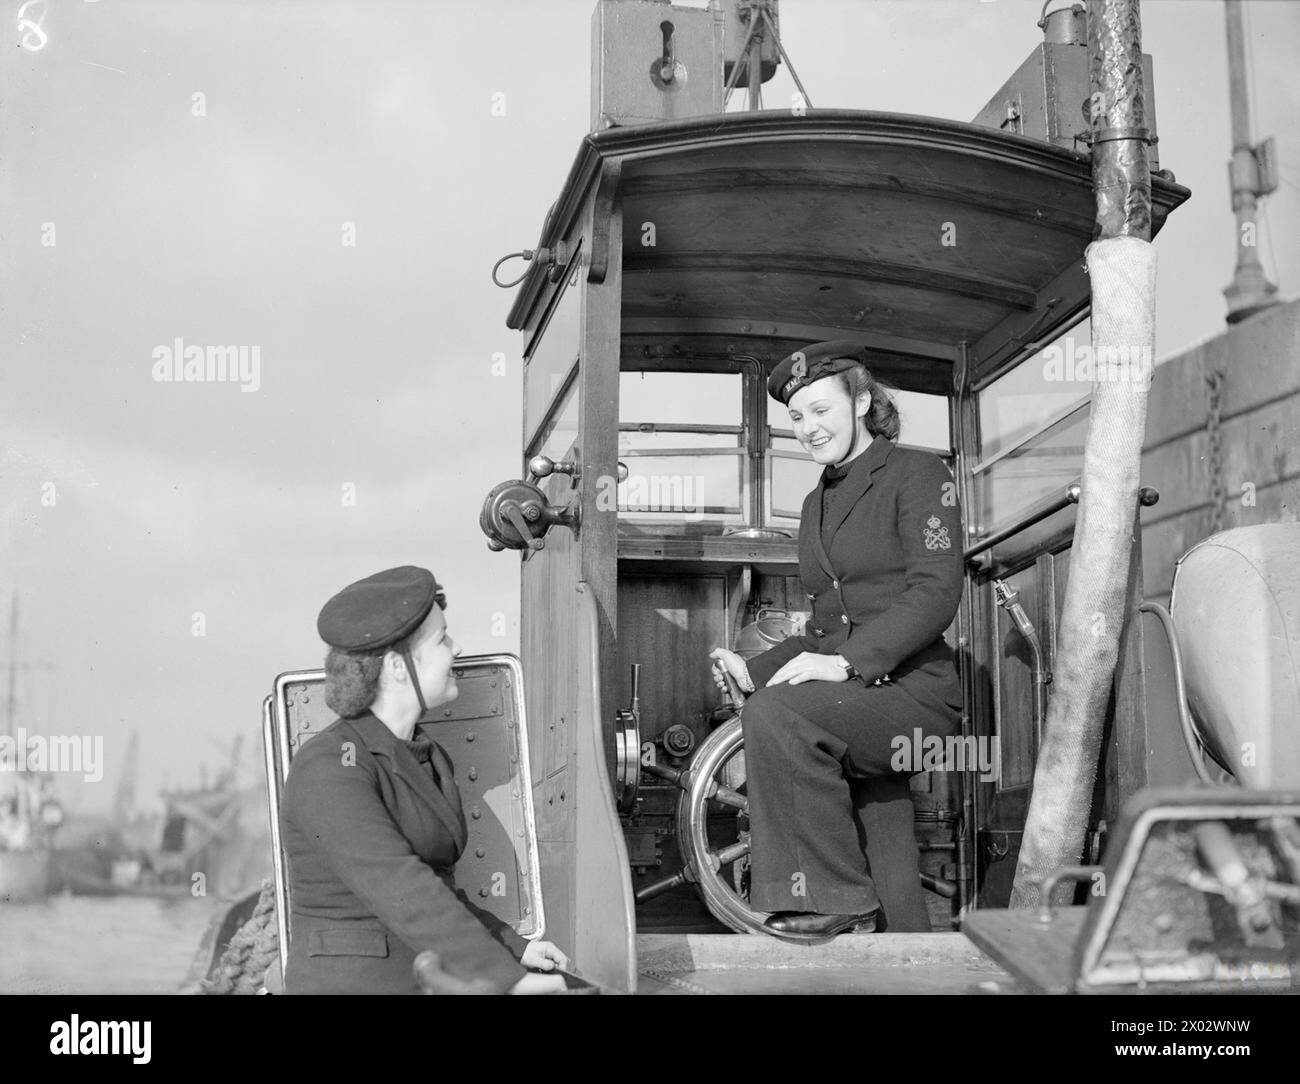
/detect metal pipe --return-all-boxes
[964,484,1081,561]
[1222,0,1278,321]
[635,868,694,904]
[1137,602,1223,786]
[951,344,976,918]
[994,581,1050,748]
[1089,0,1152,242]
[747,21,762,111]
[967,484,1157,563]
[1035,864,1103,922]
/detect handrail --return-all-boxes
[965,483,1159,562]
[964,483,1081,561]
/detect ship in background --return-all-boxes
[1,585,269,904]
[0,594,62,903]
[51,731,271,900]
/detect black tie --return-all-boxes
[407,738,441,785]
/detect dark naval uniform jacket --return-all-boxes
[738,436,964,925]
[280,711,528,994]
[745,436,963,707]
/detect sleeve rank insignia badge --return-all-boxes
[923,514,952,551]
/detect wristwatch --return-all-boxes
[836,656,859,681]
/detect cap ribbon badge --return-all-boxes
[782,352,808,399]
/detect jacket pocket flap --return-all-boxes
[307,929,389,958]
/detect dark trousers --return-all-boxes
[741,678,959,931]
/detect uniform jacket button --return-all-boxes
[840,614,849,624]
[832,580,839,589]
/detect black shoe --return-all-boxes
[763,909,879,936]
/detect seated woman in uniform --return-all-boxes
[281,565,568,994]
[709,343,964,937]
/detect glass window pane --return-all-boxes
[535,379,578,461]
[524,279,581,441]
[978,320,1092,459]
[770,454,822,521]
[894,390,950,452]
[976,402,1089,529]
[621,371,741,426]
[619,453,744,517]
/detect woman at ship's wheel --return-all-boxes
[708,342,965,938]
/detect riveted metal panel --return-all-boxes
[266,654,544,946]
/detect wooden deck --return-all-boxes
[635,931,1018,995]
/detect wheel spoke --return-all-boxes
[634,868,695,903]
[706,838,750,871]
[706,781,748,814]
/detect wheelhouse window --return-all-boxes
[618,371,747,525]
[618,366,953,535]
[975,321,1093,532]
[535,376,579,462]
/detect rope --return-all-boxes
[202,880,280,995]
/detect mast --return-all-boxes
[113,731,140,825]
[5,594,17,742]
[1222,0,1278,323]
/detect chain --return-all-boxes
[1205,370,1226,533]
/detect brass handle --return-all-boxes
[527,454,580,483]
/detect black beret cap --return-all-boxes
[317,566,444,652]
[767,340,869,405]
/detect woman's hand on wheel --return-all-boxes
[509,971,566,995]
[708,648,754,694]
[768,652,849,686]
[520,939,569,972]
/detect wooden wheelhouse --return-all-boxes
[495,107,1189,990]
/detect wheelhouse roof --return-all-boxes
[507,111,1189,395]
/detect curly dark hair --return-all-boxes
[838,363,901,442]
[323,648,385,718]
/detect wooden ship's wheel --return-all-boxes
[671,714,840,942]
[673,716,767,935]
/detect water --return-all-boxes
[0,895,230,994]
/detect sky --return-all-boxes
[1,0,1297,814]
